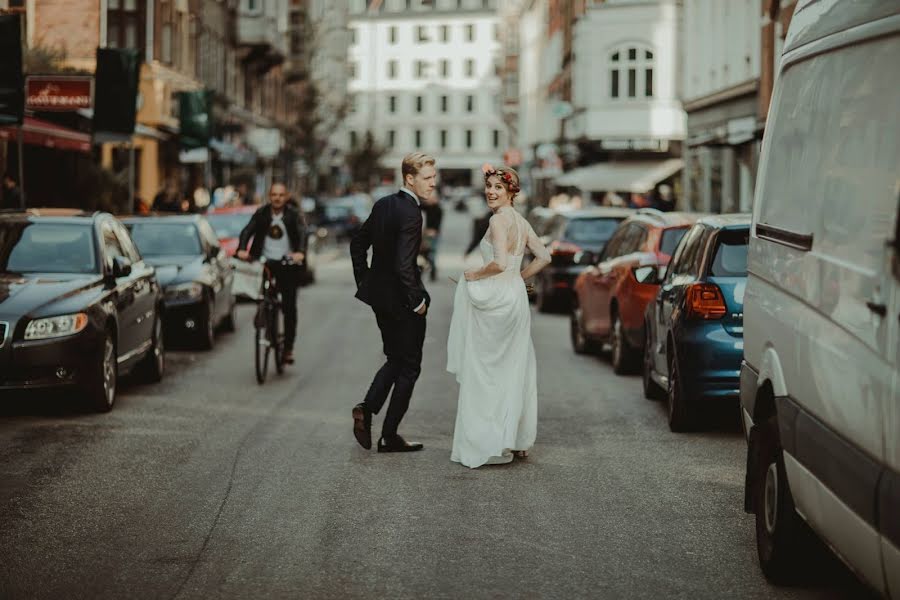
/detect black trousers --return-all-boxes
[363,307,427,438]
[270,263,299,351]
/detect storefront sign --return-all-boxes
[26,76,93,111]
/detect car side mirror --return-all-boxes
[110,256,132,279]
[633,264,660,285]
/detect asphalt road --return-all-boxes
[0,207,870,599]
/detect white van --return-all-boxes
[741,0,899,595]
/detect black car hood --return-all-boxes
[144,255,203,287]
[0,272,104,317]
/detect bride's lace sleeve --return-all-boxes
[526,221,551,263]
[489,214,510,270]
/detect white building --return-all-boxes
[346,0,506,188]
[682,0,761,213]
[517,0,686,205]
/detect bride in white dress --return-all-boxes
[447,166,551,468]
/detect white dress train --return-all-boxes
[447,209,547,468]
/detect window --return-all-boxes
[465,129,473,149]
[669,225,704,277]
[440,24,449,43]
[440,59,450,78]
[107,0,146,50]
[349,62,357,79]
[440,95,448,113]
[389,26,398,43]
[348,93,357,113]
[494,23,500,41]
[388,60,397,78]
[350,28,357,45]
[415,95,424,113]
[708,229,749,277]
[609,45,655,99]
[389,95,397,113]
[466,95,474,113]
[157,0,175,64]
[387,129,395,147]
[659,227,689,258]
[465,24,475,42]
[417,25,429,42]
[102,222,126,264]
[493,129,500,149]
[440,129,447,149]
[415,60,428,78]
[415,129,422,148]
[350,131,358,148]
[465,59,475,78]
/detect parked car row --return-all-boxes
[0,206,319,413]
[556,3,900,594]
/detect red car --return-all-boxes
[205,205,258,256]
[570,209,700,374]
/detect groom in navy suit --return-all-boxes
[350,153,436,453]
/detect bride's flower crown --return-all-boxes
[481,163,520,195]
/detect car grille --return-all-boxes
[0,322,7,348]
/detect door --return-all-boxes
[113,221,155,348]
[654,224,705,377]
[101,221,139,360]
[582,224,630,336]
[881,190,900,599]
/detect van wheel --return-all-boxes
[755,416,810,583]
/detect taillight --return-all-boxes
[685,283,727,320]
[550,241,581,256]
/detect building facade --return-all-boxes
[346,0,506,188]
[515,0,686,208]
[681,0,796,214]
[0,0,300,209]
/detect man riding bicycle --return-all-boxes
[237,182,307,364]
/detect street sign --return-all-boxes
[26,76,93,111]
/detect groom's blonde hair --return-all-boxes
[401,152,436,182]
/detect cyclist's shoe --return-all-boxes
[352,403,372,450]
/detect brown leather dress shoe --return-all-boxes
[352,403,372,450]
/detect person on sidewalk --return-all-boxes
[420,192,444,281]
[2,172,22,210]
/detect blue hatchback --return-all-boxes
[642,214,750,431]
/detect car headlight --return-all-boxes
[165,282,203,302]
[24,312,89,340]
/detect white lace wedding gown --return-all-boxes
[447,209,548,468]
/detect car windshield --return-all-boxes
[0,222,97,274]
[659,227,689,256]
[709,229,749,277]
[565,218,623,243]
[128,222,201,256]
[206,213,251,238]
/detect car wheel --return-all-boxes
[754,416,815,583]
[610,311,639,375]
[642,325,665,400]
[666,349,693,431]
[221,298,237,333]
[84,331,117,413]
[570,304,596,355]
[197,297,215,350]
[536,275,552,313]
[139,313,165,383]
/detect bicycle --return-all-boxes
[252,256,293,384]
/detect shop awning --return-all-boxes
[555,159,684,193]
[0,117,92,154]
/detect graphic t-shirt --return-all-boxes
[263,212,291,260]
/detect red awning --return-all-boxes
[0,117,92,154]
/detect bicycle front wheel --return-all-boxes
[270,305,285,375]
[255,306,271,384]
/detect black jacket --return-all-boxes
[350,191,429,313]
[238,204,308,260]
